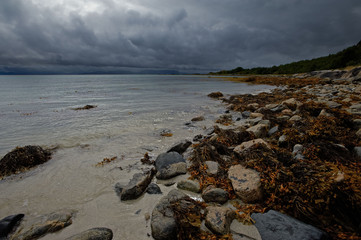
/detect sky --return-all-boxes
[0,0,360,74]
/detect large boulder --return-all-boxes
[155,152,185,172]
[65,228,113,240]
[11,210,74,240]
[205,206,235,235]
[251,210,328,240]
[167,140,192,155]
[151,190,188,240]
[116,169,155,201]
[228,165,262,203]
[0,146,52,178]
[0,214,24,238]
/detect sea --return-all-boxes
[0,75,274,239]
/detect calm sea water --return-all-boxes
[0,75,273,239]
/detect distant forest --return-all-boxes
[213,41,361,75]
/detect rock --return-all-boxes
[353,119,361,129]
[292,144,303,155]
[319,109,333,117]
[241,111,251,118]
[265,103,279,110]
[158,129,173,137]
[289,115,302,122]
[117,169,155,200]
[205,127,215,135]
[151,190,188,240]
[234,139,270,154]
[167,140,192,154]
[277,115,290,121]
[245,117,263,126]
[356,129,361,137]
[72,105,97,110]
[230,219,262,240]
[155,152,185,172]
[193,134,204,142]
[250,113,263,119]
[208,92,224,98]
[191,116,205,122]
[156,162,187,180]
[65,228,113,240]
[202,186,229,204]
[251,210,328,240]
[177,179,201,193]
[11,210,74,240]
[348,103,361,115]
[325,101,342,109]
[146,183,162,194]
[0,146,52,178]
[228,165,262,203]
[354,147,361,158]
[246,124,268,138]
[281,98,299,110]
[247,103,259,111]
[268,126,279,136]
[205,206,235,235]
[205,161,219,175]
[281,109,293,116]
[259,119,271,129]
[278,135,287,146]
[0,214,24,238]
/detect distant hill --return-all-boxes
[213,40,361,75]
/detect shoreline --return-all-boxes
[1,69,360,239]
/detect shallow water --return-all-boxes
[0,75,273,239]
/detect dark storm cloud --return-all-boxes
[0,0,360,73]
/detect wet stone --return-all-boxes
[117,169,155,200]
[146,183,162,194]
[156,162,187,180]
[65,228,113,240]
[167,140,192,155]
[155,152,185,172]
[0,214,24,238]
[11,210,74,240]
[268,126,279,136]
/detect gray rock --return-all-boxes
[205,127,215,135]
[353,119,361,129]
[228,165,262,203]
[205,161,219,175]
[325,101,342,109]
[65,228,113,240]
[245,117,263,126]
[117,169,155,200]
[191,116,205,122]
[234,139,270,154]
[354,147,361,158]
[356,129,361,137]
[202,186,229,204]
[278,135,287,146]
[151,190,187,240]
[177,179,201,193]
[241,111,251,118]
[348,103,361,115]
[167,140,192,155]
[289,115,302,122]
[318,109,333,117]
[268,126,279,136]
[246,124,268,138]
[0,214,24,238]
[146,183,162,194]
[156,162,187,180]
[155,152,185,172]
[259,120,271,128]
[251,210,328,240]
[11,210,74,240]
[230,219,262,240]
[205,206,235,235]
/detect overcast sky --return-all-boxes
[0,0,360,74]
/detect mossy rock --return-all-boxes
[0,146,52,178]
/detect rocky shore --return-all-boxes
[1,67,360,239]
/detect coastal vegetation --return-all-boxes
[213,41,361,75]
